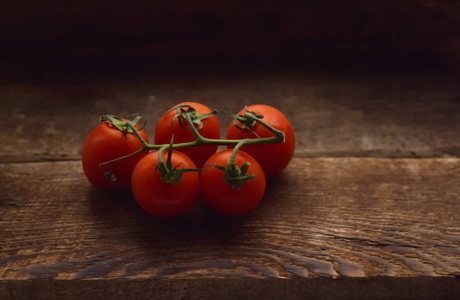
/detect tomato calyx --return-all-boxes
[165,104,217,132]
[100,114,145,137]
[155,138,200,185]
[207,161,255,190]
[230,107,264,137]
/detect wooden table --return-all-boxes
[1,70,460,299]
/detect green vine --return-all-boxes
[99,107,285,189]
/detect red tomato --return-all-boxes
[200,149,266,216]
[154,102,220,168]
[226,105,295,177]
[82,119,149,190]
[131,150,200,218]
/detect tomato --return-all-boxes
[226,105,295,177]
[131,150,200,218]
[154,102,220,168]
[200,149,266,216]
[82,118,149,190]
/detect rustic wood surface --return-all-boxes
[1,158,460,299]
[2,2,460,297]
[1,71,459,163]
[1,69,460,299]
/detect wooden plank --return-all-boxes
[1,158,459,286]
[1,72,459,163]
[1,277,460,300]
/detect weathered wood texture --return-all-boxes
[1,71,459,163]
[1,158,460,298]
[2,277,460,300]
[1,54,459,298]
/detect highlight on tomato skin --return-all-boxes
[131,150,200,219]
[226,104,295,177]
[154,101,220,168]
[200,149,266,216]
[81,119,149,191]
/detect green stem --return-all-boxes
[182,113,208,144]
[229,140,246,166]
[245,113,285,143]
[99,148,145,167]
[99,111,285,167]
[157,144,169,167]
[125,121,149,147]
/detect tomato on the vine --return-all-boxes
[200,149,266,216]
[154,102,220,168]
[82,117,149,190]
[131,150,199,218]
[226,105,295,177]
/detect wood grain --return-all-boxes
[1,61,459,298]
[1,158,459,286]
[1,277,460,300]
[1,71,459,163]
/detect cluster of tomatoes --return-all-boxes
[82,102,295,218]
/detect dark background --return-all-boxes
[1,0,460,78]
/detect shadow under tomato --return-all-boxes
[87,186,248,247]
